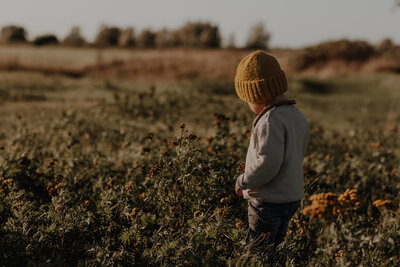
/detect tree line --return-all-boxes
[0,22,271,49]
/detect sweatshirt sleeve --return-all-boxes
[237,115,285,190]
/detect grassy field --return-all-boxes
[0,60,400,265]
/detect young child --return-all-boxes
[234,50,310,248]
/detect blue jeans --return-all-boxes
[247,200,300,248]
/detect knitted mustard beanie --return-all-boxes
[234,50,288,103]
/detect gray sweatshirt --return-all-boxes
[237,105,309,206]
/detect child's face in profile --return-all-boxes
[248,102,265,114]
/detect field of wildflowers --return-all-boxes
[0,71,399,265]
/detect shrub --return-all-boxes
[377,38,395,52]
[95,26,121,46]
[0,25,27,43]
[63,26,86,47]
[137,29,156,48]
[245,22,271,50]
[290,39,376,71]
[118,28,135,47]
[178,22,221,48]
[33,34,59,46]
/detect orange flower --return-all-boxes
[302,189,360,220]
[159,149,168,155]
[235,222,244,229]
[371,142,381,148]
[237,162,245,172]
[3,179,14,184]
[81,200,90,208]
[260,232,270,239]
[220,197,232,204]
[148,164,161,178]
[294,219,306,234]
[373,199,393,209]
[55,205,63,212]
[216,208,226,217]
[130,207,139,218]
[140,146,150,154]
[125,181,135,190]
[335,250,343,260]
[193,210,201,217]
[206,136,214,145]
[169,206,178,214]
[242,129,250,136]
[54,183,63,190]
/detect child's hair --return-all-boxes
[234,50,287,103]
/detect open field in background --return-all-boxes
[0,47,400,265]
[1,40,400,80]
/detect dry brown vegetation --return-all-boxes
[0,39,399,80]
[288,39,400,76]
[0,48,252,81]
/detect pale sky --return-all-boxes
[1,0,399,48]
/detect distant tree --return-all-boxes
[0,25,27,43]
[63,26,86,47]
[33,34,59,46]
[95,26,121,46]
[137,29,156,48]
[225,33,236,49]
[118,28,135,47]
[377,38,395,53]
[178,22,221,48]
[245,22,271,50]
[155,28,180,47]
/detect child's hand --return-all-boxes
[235,180,243,196]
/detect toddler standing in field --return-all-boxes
[234,50,310,249]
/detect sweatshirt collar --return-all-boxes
[252,100,296,129]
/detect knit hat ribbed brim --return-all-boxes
[234,50,288,103]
